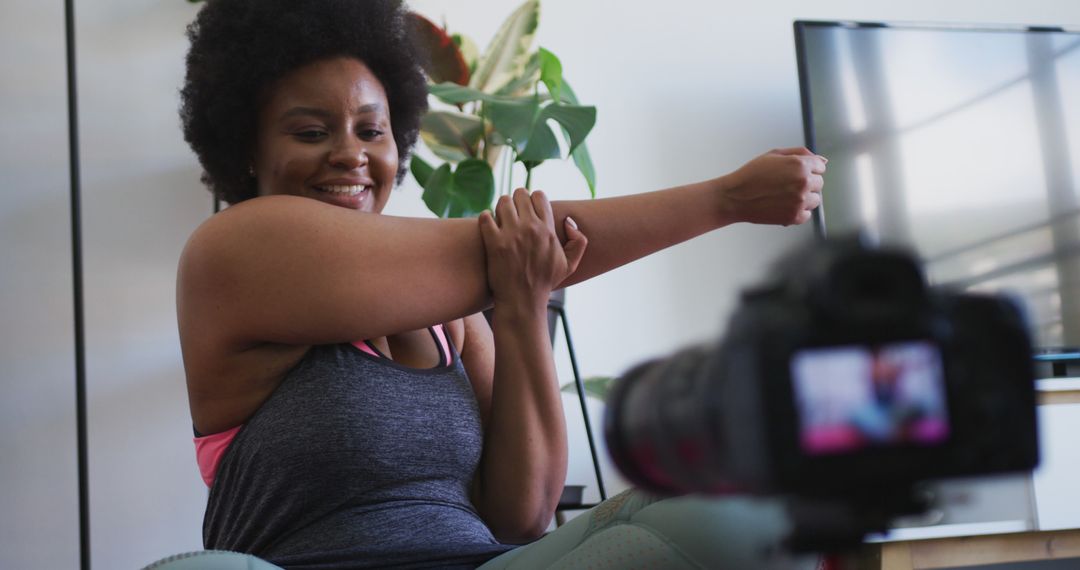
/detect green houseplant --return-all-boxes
[413,4,603,508]
[408,0,597,218]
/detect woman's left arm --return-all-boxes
[462,147,824,539]
[465,188,587,543]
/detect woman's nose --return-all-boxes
[328,136,368,170]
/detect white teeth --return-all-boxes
[318,184,367,195]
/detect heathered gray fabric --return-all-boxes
[203,336,516,569]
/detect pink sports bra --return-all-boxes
[193,325,454,487]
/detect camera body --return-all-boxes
[605,236,1039,503]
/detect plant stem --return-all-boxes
[525,166,533,190]
[502,147,511,195]
[507,149,518,195]
[479,103,490,161]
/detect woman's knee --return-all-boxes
[626,495,819,569]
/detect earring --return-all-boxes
[248,165,256,178]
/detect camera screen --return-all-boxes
[791,340,950,455]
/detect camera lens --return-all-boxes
[605,345,726,495]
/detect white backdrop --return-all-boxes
[2,1,1079,568]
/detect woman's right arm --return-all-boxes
[176,194,492,353]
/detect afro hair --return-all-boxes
[180,0,429,204]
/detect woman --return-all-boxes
[177,0,825,568]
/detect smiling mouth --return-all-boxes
[314,184,369,196]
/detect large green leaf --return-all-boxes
[420,134,470,163]
[541,103,595,156]
[518,120,560,163]
[408,13,470,86]
[570,140,596,198]
[410,154,434,187]
[469,0,539,93]
[448,159,496,217]
[487,99,595,169]
[419,159,495,218]
[539,80,595,194]
[485,97,540,155]
[421,164,454,217]
[538,47,563,102]
[429,82,500,105]
[559,78,580,105]
[419,111,483,162]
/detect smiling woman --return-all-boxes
[173,0,825,568]
[179,0,428,205]
[253,58,399,213]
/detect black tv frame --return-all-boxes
[792,20,1080,364]
[792,19,1071,241]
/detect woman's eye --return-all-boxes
[294,130,327,141]
[358,127,384,140]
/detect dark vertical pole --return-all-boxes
[557,307,607,502]
[63,0,90,567]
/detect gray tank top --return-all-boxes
[203,333,516,569]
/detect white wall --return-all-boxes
[399,0,1080,501]
[77,1,212,567]
[0,2,80,569]
[400,0,1080,376]
[3,1,1080,568]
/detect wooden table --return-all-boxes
[871,528,1080,568]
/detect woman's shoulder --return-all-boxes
[178,196,302,285]
[177,202,318,434]
[176,195,372,322]
[181,195,330,257]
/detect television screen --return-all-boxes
[795,21,1080,350]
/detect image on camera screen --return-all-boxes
[790,340,950,455]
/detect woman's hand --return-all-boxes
[472,187,587,539]
[720,147,827,226]
[478,188,588,309]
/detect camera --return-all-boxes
[604,235,1039,546]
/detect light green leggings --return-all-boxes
[478,490,821,570]
[141,491,821,569]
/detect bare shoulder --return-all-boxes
[177,196,319,307]
[177,196,305,332]
[176,196,305,357]
[177,196,315,434]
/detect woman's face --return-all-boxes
[253,57,398,213]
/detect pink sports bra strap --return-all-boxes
[351,324,453,364]
[433,323,452,364]
[351,340,378,357]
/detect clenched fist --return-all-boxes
[721,147,827,226]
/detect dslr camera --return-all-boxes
[604,236,1039,547]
